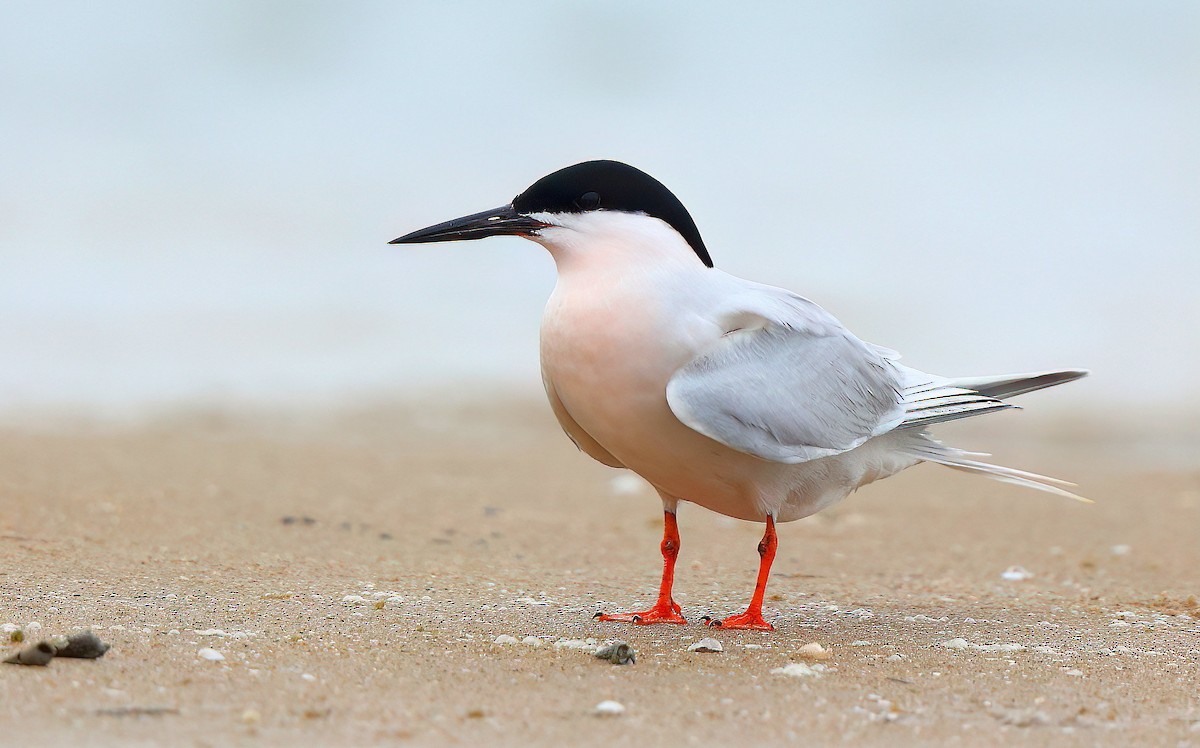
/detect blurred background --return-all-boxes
[1,1,1197,415]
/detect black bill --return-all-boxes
[389,205,546,244]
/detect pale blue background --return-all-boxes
[2,2,1196,411]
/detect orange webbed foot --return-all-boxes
[702,612,774,631]
[595,603,687,625]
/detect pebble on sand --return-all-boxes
[55,630,110,659]
[594,641,636,665]
[1000,566,1034,581]
[771,663,826,679]
[4,630,111,666]
[493,635,520,645]
[3,641,56,667]
[687,638,723,653]
[974,643,1026,653]
[797,642,830,660]
[940,638,970,650]
[520,636,543,647]
[197,647,225,662]
[594,700,626,716]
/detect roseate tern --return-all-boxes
[391,160,1087,631]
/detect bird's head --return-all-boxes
[390,160,713,268]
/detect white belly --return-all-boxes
[540,274,913,522]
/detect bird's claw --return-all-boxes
[595,605,687,625]
[703,611,773,631]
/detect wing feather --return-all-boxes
[666,293,904,464]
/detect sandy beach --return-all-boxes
[1,399,1197,746]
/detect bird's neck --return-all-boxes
[530,212,709,279]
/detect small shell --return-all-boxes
[593,641,636,665]
[687,638,723,653]
[797,642,830,660]
[594,700,626,716]
[1000,566,1034,582]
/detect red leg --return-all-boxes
[706,515,777,631]
[596,510,687,625]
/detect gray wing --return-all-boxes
[665,292,905,464]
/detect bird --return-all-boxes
[391,159,1087,631]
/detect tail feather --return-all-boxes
[903,435,1090,503]
[900,400,1014,429]
[949,369,1089,400]
[894,367,1088,430]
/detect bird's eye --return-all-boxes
[575,191,601,211]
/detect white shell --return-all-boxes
[687,638,723,653]
[594,700,626,716]
[1000,566,1034,581]
[797,642,830,660]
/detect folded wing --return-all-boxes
[665,292,905,464]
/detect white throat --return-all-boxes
[528,211,707,275]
